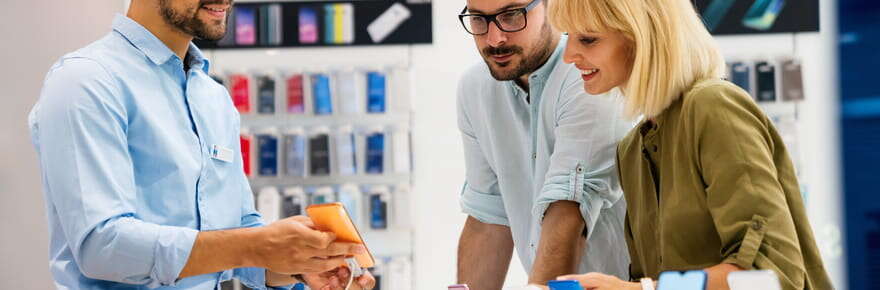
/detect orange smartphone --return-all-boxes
[306,202,376,268]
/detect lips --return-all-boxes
[490,53,514,63]
[200,3,229,19]
[580,68,599,82]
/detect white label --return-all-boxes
[367,3,412,43]
[211,144,234,163]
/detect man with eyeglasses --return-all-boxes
[454,0,633,288]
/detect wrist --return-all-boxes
[241,227,267,268]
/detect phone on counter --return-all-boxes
[306,202,376,268]
[448,284,470,290]
[727,270,782,290]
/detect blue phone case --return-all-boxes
[257,134,279,176]
[367,72,387,113]
[312,74,334,115]
[365,133,385,174]
[369,194,387,229]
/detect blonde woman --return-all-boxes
[544,0,833,289]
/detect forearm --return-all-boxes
[179,227,264,279]
[458,216,514,290]
[529,201,586,285]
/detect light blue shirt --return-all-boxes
[457,35,633,278]
[28,15,286,289]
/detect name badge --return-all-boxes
[211,144,234,163]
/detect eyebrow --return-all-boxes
[466,1,531,14]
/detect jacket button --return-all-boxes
[752,221,763,230]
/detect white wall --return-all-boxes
[0,1,125,289]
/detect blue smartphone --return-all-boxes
[657,270,707,290]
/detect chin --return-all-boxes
[584,84,610,95]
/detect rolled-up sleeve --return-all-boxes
[533,82,630,238]
[457,81,508,226]
[31,58,199,287]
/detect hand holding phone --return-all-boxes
[307,202,377,269]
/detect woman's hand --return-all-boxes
[557,273,642,290]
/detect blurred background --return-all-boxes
[1,0,876,289]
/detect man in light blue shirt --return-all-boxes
[28,1,374,289]
[455,0,633,288]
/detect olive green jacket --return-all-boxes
[617,79,832,289]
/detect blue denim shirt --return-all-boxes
[28,15,288,290]
[457,35,633,277]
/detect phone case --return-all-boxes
[780,59,805,101]
[298,7,319,44]
[287,74,305,113]
[306,202,376,268]
[657,270,707,290]
[257,133,279,176]
[367,72,387,113]
[756,61,777,102]
[257,75,276,114]
[240,133,253,177]
[235,6,256,45]
[309,133,331,176]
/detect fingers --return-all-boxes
[357,271,376,289]
[307,256,348,272]
[300,227,337,249]
[317,242,366,257]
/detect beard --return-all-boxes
[481,22,555,81]
[159,0,232,41]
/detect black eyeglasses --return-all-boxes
[458,0,543,35]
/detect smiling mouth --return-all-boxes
[200,3,229,17]
[581,69,599,76]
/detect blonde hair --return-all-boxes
[548,0,726,118]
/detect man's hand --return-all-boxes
[302,267,376,290]
[252,216,367,274]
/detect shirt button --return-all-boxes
[532,153,537,159]
[576,166,584,173]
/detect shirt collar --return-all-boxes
[112,14,210,73]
